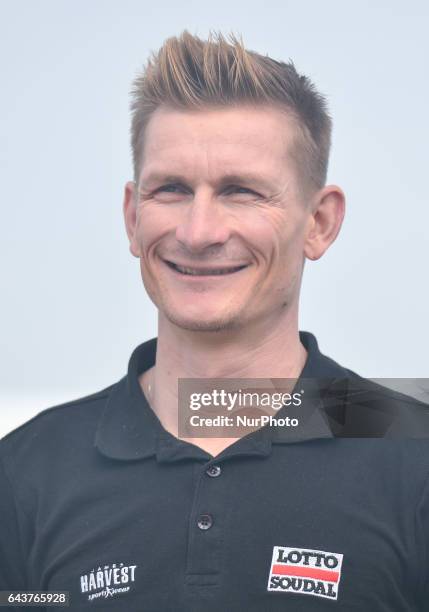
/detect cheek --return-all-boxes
[278,210,308,255]
[251,212,303,264]
[135,205,174,252]
[239,208,285,248]
[263,225,307,285]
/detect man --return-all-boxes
[0,30,428,611]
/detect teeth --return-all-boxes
[174,264,243,275]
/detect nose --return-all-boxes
[175,190,231,252]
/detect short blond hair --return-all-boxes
[130,30,332,194]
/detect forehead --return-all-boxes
[139,104,299,178]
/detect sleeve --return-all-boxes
[0,453,28,589]
[415,469,429,610]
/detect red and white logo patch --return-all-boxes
[267,546,343,600]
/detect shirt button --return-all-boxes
[206,465,222,478]
[197,514,213,530]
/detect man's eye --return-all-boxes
[228,186,254,194]
[156,185,257,195]
[157,184,183,193]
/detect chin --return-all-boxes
[163,310,242,333]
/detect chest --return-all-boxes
[31,444,422,611]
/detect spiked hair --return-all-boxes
[130,30,332,195]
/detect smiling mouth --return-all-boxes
[163,260,249,276]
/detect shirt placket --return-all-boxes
[185,459,228,588]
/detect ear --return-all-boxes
[123,181,141,258]
[304,185,345,261]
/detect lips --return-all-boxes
[164,260,249,276]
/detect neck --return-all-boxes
[140,306,308,445]
[158,307,305,376]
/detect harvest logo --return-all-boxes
[79,562,138,602]
[267,546,343,600]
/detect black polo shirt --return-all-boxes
[1,331,429,611]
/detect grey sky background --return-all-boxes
[1,0,428,437]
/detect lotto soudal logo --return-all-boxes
[267,546,343,600]
[80,562,137,602]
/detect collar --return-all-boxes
[94,331,353,463]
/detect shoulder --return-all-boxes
[0,381,118,466]
[324,367,429,440]
[344,369,429,411]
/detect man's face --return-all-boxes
[124,104,316,333]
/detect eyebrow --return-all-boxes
[138,171,276,191]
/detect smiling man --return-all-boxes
[122,100,343,456]
[1,30,429,612]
